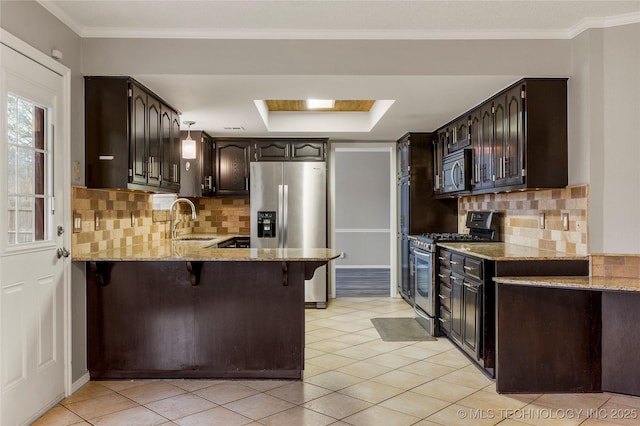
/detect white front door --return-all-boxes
[1,42,69,425]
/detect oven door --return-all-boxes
[413,247,436,335]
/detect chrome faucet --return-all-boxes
[170,198,197,240]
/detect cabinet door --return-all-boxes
[471,104,495,190]
[462,279,481,359]
[216,141,250,196]
[129,84,148,185]
[479,104,494,189]
[493,96,507,186]
[433,135,445,193]
[451,117,470,151]
[171,113,181,187]
[160,106,180,190]
[450,273,464,344]
[201,134,216,196]
[146,95,161,187]
[470,110,482,189]
[504,85,525,186]
[291,142,324,161]
[254,141,289,161]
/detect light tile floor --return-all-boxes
[34,297,640,425]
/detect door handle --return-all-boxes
[56,247,70,259]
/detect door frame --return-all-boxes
[0,27,72,403]
[328,142,398,299]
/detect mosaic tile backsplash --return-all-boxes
[458,185,589,255]
[71,186,250,255]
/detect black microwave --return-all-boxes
[442,149,471,194]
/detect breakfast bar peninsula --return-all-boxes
[74,239,339,380]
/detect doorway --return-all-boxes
[1,31,71,425]
[330,143,396,298]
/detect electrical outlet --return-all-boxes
[562,212,569,231]
[94,211,101,230]
[73,212,82,233]
[539,213,545,229]
[131,212,136,227]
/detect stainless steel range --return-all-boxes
[412,211,499,335]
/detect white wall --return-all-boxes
[570,23,640,254]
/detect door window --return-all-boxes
[6,92,51,245]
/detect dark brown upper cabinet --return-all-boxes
[85,76,181,192]
[434,78,568,196]
[160,106,181,192]
[448,116,471,153]
[252,139,326,162]
[470,103,495,190]
[216,139,251,196]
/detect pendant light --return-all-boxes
[182,121,197,159]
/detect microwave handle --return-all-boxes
[451,161,461,190]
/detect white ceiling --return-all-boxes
[39,0,640,141]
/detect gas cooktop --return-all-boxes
[416,211,500,244]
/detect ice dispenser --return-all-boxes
[257,211,276,238]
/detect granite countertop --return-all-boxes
[437,242,588,261]
[494,276,640,292]
[72,235,340,262]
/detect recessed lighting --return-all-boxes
[306,99,335,109]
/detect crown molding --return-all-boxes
[36,1,640,41]
[568,11,640,38]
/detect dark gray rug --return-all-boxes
[370,318,437,341]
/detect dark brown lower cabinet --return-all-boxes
[86,260,325,379]
[496,283,601,393]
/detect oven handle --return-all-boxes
[414,304,431,321]
[412,249,433,260]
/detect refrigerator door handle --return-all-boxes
[283,185,289,248]
[278,184,284,248]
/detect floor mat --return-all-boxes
[370,317,437,341]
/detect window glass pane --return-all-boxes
[7,94,17,144]
[17,196,33,243]
[35,151,45,196]
[7,196,16,244]
[34,106,45,150]
[18,98,33,146]
[6,93,50,245]
[17,146,34,195]
[35,197,45,241]
[7,145,17,195]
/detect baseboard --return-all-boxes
[71,372,91,394]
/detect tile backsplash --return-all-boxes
[591,254,640,278]
[458,185,588,255]
[71,186,250,255]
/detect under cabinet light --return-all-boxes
[182,121,197,159]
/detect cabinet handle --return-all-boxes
[438,273,447,278]
[450,276,458,281]
[463,265,472,270]
[204,176,213,190]
[438,294,447,299]
[245,177,249,191]
[450,261,459,265]
[451,161,461,189]
[438,318,447,323]
[438,256,446,261]
[464,282,479,289]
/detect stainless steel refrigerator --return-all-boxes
[250,162,327,308]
